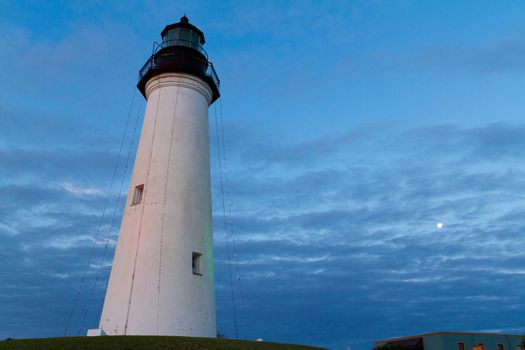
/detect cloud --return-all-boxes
[60,182,105,198]
[0,20,143,89]
[1,17,525,343]
[0,2,524,348]
[210,121,525,347]
[422,36,525,74]
[2,114,524,348]
[0,106,114,150]
[1,119,524,349]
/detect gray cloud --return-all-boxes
[2,111,525,348]
[210,121,525,347]
[423,36,525,74]
[1,3,524,349]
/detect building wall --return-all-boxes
[423,333,524,350]
[423,333,445,350]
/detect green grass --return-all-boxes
[0,336,326,350]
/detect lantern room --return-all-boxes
[160,15,207,57]
[137,16,220,103]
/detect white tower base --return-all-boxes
[98,73,216,337]
[87,328,106,336]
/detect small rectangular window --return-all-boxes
[192,252,202,275]
[131,184,144,205]
[473,343,486,350]
[458,342,465,350]
[498,344,504,350]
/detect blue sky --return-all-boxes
[1,1,525,349]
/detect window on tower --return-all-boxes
[131,184,144,205]
[179,28,191,42]
[190,31,200,50]
[192,252,202,276]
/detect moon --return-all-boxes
[436,222,444,229]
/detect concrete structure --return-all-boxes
[374,332,525,350]
[90,16,220,337]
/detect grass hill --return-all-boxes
[0,336,326,350]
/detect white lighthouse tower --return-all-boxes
[91,16,220,337]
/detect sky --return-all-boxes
[1,1,525,349]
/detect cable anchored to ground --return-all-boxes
[64,89,136,337]
[77,96,144,336]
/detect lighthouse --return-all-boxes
[90,16,220,337]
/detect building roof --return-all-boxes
[374,332,525,344]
